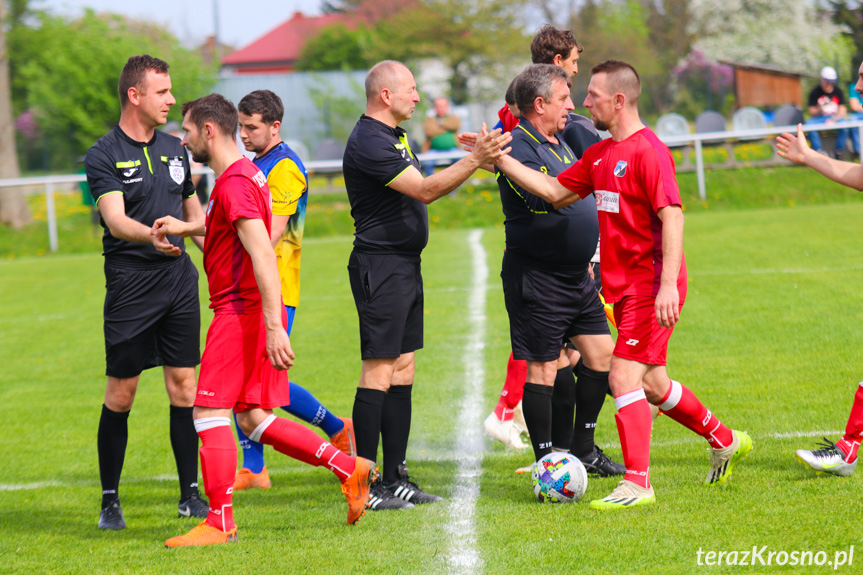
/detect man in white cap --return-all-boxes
[805,65,858,159]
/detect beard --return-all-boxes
[187,143,210,164]
[190,149,210,164]
[593,117,610,132]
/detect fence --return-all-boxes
[3,121,863,252]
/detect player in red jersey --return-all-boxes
[777,58,863,477]
[152,94,375,547]
[471,60,753,509]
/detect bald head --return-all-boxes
[365,60,410,102]
[591,60,641,106]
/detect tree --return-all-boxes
[822,0,863,78]
[690,0,852,74]
[298,0,526,104]
[296,24,378,72]
[0,0,29,228]
[9,9,218,171]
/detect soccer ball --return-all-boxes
[531,452,588,503]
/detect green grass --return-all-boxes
[2,199,863,573]
[4,164,863,260]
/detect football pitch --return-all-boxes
[1,201,862,574]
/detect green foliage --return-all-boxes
[824,0,863,78]
[690,0,851,74]
[8,9,218,171]
[295,24,378,72]
[297,0,527,104]
[304,73,366,144]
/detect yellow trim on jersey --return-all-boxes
[269,159,307,217]
[143,147,153,174]
[95,190,123,203]
[386,164,413,187]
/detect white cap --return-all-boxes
[820,66,838,81]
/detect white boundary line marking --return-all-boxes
[445,229,486,574]
[0,430,848,492]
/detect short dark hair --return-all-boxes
[182,93,238,140]
[591,59,641,104]
[530,25,582,65]
[238,90,284,125]
[119,55,169,109]
[505,76,519,107]
[514,64,570,116]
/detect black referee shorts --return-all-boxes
[348,250,423,360]
[501,252,609,363]
[103,255,201,378]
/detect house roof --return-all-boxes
[221,11,354,66]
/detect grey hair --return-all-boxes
[514,64,570,116]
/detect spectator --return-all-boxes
[806,66,858,159]
[422,97,462,176]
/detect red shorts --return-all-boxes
[612,293,685,366]
[195,311,290,412]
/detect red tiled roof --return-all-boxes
[222,11,355,66]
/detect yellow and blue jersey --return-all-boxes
[254,142,308,308]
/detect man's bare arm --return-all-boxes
[777,123,863,191]
[181,196,206,252]
[235,217,294,370]
[99,194,157,244]
[655,205,684,329]
[388,125,511,204]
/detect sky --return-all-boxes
[41,0,324,49]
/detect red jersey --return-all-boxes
[556,127,687,303]
[204,157,272,314]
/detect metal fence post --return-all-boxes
[694,138,706,201]
[46,182,58,252]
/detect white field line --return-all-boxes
[0,429,847,492]
[445,229,486,575]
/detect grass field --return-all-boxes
[2,180,863,573]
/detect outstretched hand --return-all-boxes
[776,123,810,165]
[461,123,511,163]
[150,215,183,256]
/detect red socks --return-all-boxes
[657,380,734,449]
[838,382,863,463]
[195,418,237,532]
[493,352,526,420]
[614,390,653,489]
[254,415,356,481]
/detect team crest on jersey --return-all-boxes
[168,157,185,185]
[613,160,627,177]
[253,170,267,187]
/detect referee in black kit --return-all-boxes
[85,55,207,530]
[342,60,511,510]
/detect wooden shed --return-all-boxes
[720,61,806,108]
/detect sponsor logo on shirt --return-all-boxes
[122,167,138,178]
[253,170,267,187]
[595,190,620,213]
[614,160,628,177]
[394,143,410,162]
[206,199,214,217]
[122,177,143,184]
[594,158,602,166]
